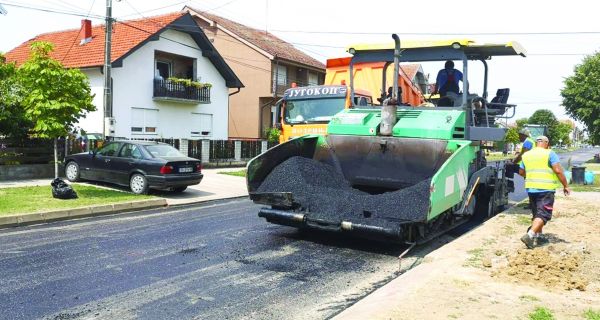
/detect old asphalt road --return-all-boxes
[1,148,597,320]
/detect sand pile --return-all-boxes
[498,247,588,291]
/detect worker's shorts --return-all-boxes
[528,191,555,224]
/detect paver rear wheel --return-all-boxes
[65,161,80,182]
[130,173,149,195]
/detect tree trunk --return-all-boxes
[54,137,58,179]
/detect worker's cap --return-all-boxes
[536,135,549,143]
[519,128,530,135]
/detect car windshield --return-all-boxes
[284,98,346,124]
[144,145,185,158]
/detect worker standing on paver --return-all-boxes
[513,128,535,164]
[519,136,570,248]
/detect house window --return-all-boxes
[308,71,319,86]
[156,60,171,80]
[131,108,159,134]
[273,65,287,86]
[191,113,213,136]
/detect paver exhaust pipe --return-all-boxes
[380,34,401,136]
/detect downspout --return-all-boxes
[229,87,241,96]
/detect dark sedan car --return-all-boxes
[64,141,203,194]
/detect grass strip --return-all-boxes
[218,169,246,177]
[0,184,153,216]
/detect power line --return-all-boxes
[0,1,104,19]
[129,19,600,56]
[61,0,97,63]
[270,29,600,36]
[4,2,595,63]
[116,0,189,19]
[203,0,240,13]
[118,21,305,81]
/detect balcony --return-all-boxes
[153,79,211,104]
[274,79,309,96]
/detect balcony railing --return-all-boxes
[153,79,211,104]
[273,79,309,96]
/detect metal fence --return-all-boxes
[241,140,262,160]
[210,140,235,162]
[129,137,179,149]
[1,137,279,165]
[0,137,84,165]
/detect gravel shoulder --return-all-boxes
[335,192,600,320]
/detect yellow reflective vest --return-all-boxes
[522,147,560,190]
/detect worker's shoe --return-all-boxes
[520,234,535,249]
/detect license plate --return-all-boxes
[179,167,193,173]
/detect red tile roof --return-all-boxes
[5,12,185,68]
[187,8,325,71]
[400,64,422,81]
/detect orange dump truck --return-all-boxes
[276,85,373,143]
[325,57,426,106]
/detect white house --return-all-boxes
[6,12,243,141]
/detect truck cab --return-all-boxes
[276,84,373,143]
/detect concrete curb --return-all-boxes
[0,198,167,229]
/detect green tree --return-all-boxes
[18,42,95,177]
[554,121,573,145]
[504,127,520,144]
[515,118,529,132]
[528,109,560,143]
[561,52,600,144]
[0,54,31,138]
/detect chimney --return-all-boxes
[80,19,92,45]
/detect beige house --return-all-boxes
[185,7,326,139]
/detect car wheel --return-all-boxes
[172,186,187,193]
[65,161,80,182]
[130,173,149,195]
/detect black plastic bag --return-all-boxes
[51,178,78,200]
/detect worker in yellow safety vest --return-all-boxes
[518,135,570,249]
[513,128,535,164]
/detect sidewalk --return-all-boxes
[155,167,248,205]
[0,167,248,206]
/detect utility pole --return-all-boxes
[102,0,114,140]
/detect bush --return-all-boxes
[264,127,281,143]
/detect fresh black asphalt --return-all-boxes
[0,199,412,320]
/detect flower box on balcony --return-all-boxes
[153,78,211,104]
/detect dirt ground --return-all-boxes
[335,192,600,320]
